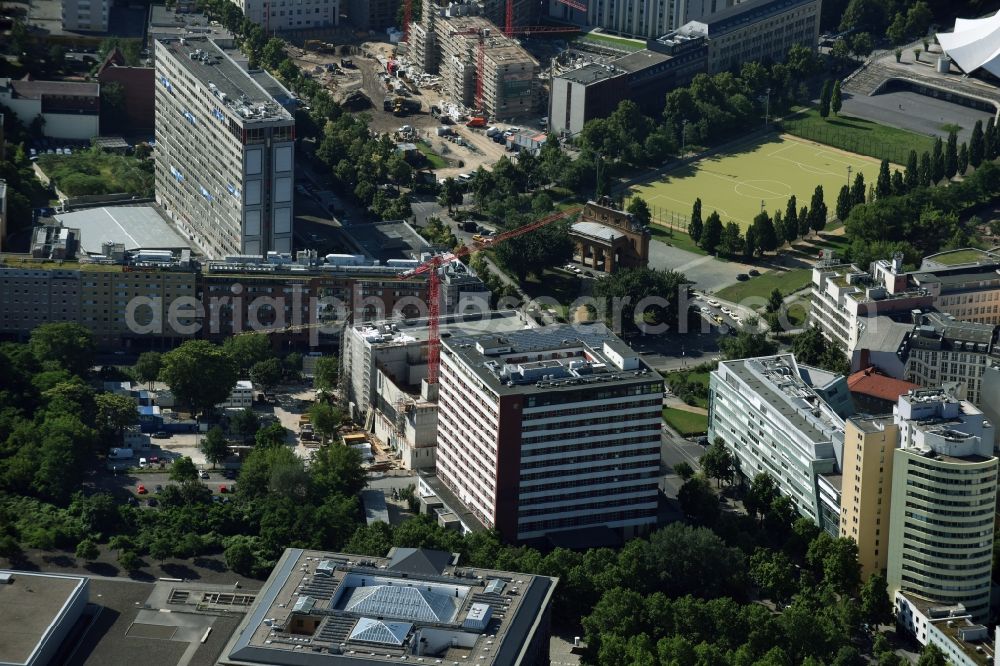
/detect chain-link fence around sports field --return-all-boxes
[780,119,917,166]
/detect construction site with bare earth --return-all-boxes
[282,0,642,178]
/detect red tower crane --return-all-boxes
[399,205,582,384]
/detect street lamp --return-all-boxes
[595,152,602,197]
[681,119,690,155]
[847,165,852,186]
[764,87,771,127]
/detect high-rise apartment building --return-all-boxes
[62,0,109,31]
[436,324,662,542]
[154,36,295,259]
[340,310,531,470]
[839,415,898,580]
[886,389,997,620]
[708,354,851,534]
[235,0,339,31]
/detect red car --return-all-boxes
[137,485,147,495]
[219,485,228,494]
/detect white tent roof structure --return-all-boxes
[937,11,1000,78]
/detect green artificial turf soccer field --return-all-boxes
[630,134,886,229]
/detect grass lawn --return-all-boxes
[782,108,936,166]
[649,224,708,256]
[923,248,992,266]
[787,232,851,261]
[417,142,449,169]
[577,32,645,51]
[663,407,708,436]
[664,370,711,408]
[716,267,812,303]
[522,268,583,308]
[631,134,883,230]
[37,149,153,198]
[785,295,810,327]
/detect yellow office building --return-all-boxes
[840,415,898,580]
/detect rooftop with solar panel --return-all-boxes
[218,547,556,666]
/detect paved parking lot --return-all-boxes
[647,240,754,294]
[841,90,993,144]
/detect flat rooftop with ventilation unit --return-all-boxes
[218,547,556,666]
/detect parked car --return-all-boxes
[147,498,158,507]
[223,469,237,479]
[137,484,147,494]
[219,485,228,493]
[736,273,749,281]
[748,269,760,277]
[152,431,170,439]
[706,299,720,307]
[155,484,163,493]
[200,471,209,479]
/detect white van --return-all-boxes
[138,457,148,468]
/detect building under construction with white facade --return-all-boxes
[411,0,541,119]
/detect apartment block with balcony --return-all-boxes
[809,256,935,355]
[154,36,295,259]
[886,389,997,621]
[436,324,662,542]
[708,354,851,534]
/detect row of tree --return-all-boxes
[688,187,828,259]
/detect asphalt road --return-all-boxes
[840,90,993,144]
[659,426,706,520]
